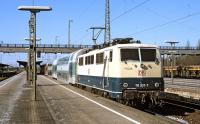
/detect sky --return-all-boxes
[1,0,200,66]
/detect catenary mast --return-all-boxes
[104,0,111,44]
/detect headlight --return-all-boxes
[123,83,128,88]
[155,82,159,87]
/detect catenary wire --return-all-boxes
[127,11,200,36]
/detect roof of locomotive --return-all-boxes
[113,43,158,48]
[78,43,158,57]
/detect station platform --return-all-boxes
[0,72,55,124]
[164,78,200,100]
[0,72,178,124]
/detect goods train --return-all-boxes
[49,38,164,106]
[163,65,200,79]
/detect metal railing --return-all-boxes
[0,43,200,50]
[159,46,200,50]
[0,43,93,48]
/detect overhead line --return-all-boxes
[77,0,95,20]
[75,0,96,42]
[111,0,151,22]
[130,0,200,33]
[76,32,91,42]
[129,12,200,36]
[77,0,150,42]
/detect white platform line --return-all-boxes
[41,76,141,124]
[0,73,22,88]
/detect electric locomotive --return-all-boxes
[76,38,164,105]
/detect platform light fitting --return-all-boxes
[18,6,52,12]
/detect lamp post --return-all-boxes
[165,41,179,84]
[25,38,41,83]
[18,6,52,101]
[68,19,73,47]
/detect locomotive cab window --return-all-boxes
[121,49,139,61]
[140,49,156,61]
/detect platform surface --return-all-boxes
[0,72,178,124]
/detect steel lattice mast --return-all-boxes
[104,0,111,44]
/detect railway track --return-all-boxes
[141,97,200,124]
[163,98,200,110]
[112,92,200,124]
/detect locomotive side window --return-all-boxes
[85,56,88,65]
[91,55,94,64]
[110,51,113,62]
[140,49,156,61]
[79,57,83,66]
[96,52,104,64]
[87,56,90,65]
[88,56,91,64]
[96,54,99,63]
[121,49,139,61]
[83,55,94,65]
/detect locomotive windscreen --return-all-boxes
[140,49,156,61]
[121,49,139,61]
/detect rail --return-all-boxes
[163,98,200,110]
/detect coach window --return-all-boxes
[110,51,113,62]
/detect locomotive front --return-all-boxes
[116,44,164,101]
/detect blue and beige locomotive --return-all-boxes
[50,38,164,106]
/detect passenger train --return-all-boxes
[50,38,164,106]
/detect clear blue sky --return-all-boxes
[1,0,200,66]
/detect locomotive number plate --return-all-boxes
[135,83,149,88]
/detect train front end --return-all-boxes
[118,44,164,104]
